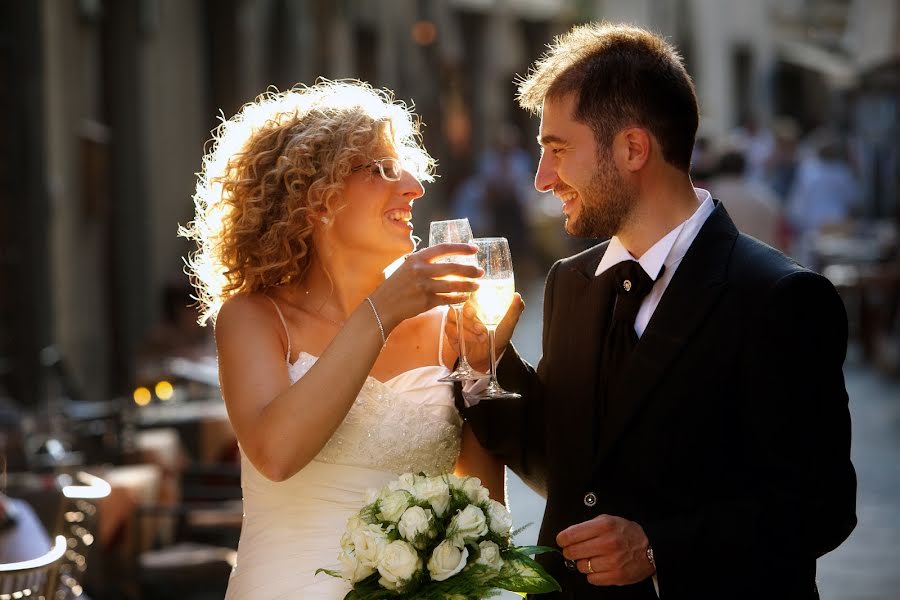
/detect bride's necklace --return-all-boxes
[299,289,346,327]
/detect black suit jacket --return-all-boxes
[464,202,856,599]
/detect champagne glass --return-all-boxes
[429,219,487,382]
[470,237,521,400]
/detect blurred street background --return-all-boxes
[1,1,898,598]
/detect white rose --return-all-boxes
[460,476,490,505]
[345,514,365,535]
[474,541,504,572]
[486,499,513,535]
[351,523,389,567]
[377,540,422,591]
[338,548,375,583]
[398,506,437,549]
[388,473,419,494]
[448,505,489,546]
[378,490,412,523]
[427,539,469,582]
[340,530,353,554]
[444,473,464,488]
[413,477,451,518]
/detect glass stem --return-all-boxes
[488,327,499,386]
[455,305,470,368]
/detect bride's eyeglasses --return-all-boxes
[352,157,403,182]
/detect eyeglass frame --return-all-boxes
[351,157,403,182]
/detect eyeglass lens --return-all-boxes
[379,158,401,181]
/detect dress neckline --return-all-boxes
[288,351,451,387]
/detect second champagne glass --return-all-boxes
[471,237,521,400]
[428,219,487,382]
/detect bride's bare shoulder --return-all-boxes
[215,293,282,338]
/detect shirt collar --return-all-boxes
[595,188,714,279]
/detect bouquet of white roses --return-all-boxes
[317,472,560,599]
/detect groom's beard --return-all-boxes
[569,152,636,239]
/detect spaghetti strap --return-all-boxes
[437,306,449,368]
[264,295,292,363]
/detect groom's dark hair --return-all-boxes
[518,22,699,173]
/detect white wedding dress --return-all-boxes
[224,305,462,599]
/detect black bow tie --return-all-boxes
[597,260,664,416]
[610,260,660,324]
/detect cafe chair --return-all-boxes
[134,462,242,600]
[55,472,111,599]
[0,535,66,600]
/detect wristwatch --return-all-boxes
[646,545,656,569]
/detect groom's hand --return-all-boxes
[445,294,524,373]
[557,514,656,586]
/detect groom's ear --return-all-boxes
[615,127,651,172]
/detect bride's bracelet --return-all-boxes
[365,296,387,346]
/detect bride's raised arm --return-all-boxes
[216,244,480,482]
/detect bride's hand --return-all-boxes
[445,294,524,373]
[369,243,482,333]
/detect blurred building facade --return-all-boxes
[2,0,897,406]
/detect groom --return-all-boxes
[451,22,857,599]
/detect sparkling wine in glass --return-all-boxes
[428,219,487,382]
[471,237,521,400]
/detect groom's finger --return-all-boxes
[444,306,487,345]
[576,556,615,576]
[561,535,615,561]
[586,570,622,586]
[494,293,525,344]
[557,514,615,547]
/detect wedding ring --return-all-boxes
[587,558,594,574]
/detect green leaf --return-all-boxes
[508,545,558,557]
[359,503,379,524]
[314,568,343,579]
[492,554,561,594]
[510,523,532,539]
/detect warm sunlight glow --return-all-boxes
[133,386,152,406]
[412,20,438,46]
[155,380,174,400]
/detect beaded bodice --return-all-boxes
[289,352,462,476]
[226,305,463,599]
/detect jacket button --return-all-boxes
[564,559,577,571]
[583,492,597,507]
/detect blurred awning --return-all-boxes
[777,39,859,88]
[449,0,568,20]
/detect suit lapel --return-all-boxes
[555,244,614,474]
[593,203,738,467]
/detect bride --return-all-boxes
[181,80,504,599]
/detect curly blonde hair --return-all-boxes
[179,80,435,325]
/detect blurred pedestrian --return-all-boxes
[708,149,782,249]
[787,135,861,266]
[765,117,801,203]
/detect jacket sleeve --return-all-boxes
[643,270,857,593]
[460,260,562,497]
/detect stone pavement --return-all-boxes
[502,278,900,599]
